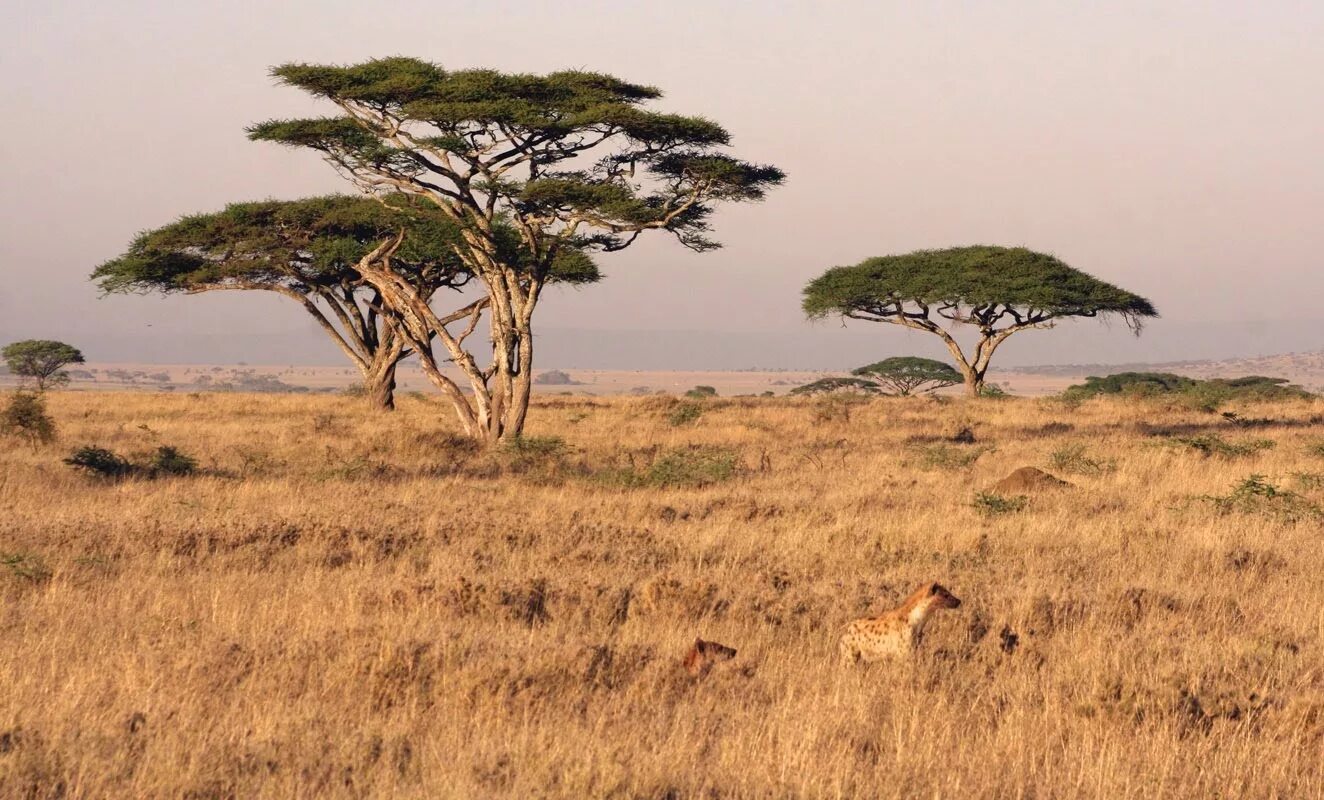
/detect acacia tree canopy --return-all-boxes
[852,357,962,396]
[248,57,783,440]
[804,246,1158,396]
[3,340,85,391]
[92,195,480,410]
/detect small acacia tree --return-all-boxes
[803,246,1158,396]
[853,357,962,396]
[93,196,474,411]
[248,57,783,441]
[2,340,85,391]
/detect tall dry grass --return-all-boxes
[2,390,1323,798]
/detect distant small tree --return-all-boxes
[685,385,719,398]
[803,246,1158,396]
[2,392,57,450]
[534,370,577,386]
[2,340,85,391]
[852,357,962,396]
[789,377,879,396]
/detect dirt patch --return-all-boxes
[991,467,1071,494]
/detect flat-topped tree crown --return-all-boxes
[852,357,963,396]
[803,246,1157,396]
[249,57,783,441]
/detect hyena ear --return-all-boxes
[928,582,941,595]
[694,638,705,649]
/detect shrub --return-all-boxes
[1,552,52,584]
[64,443,200,479]
[597,445,741,489]
[2,391,56,450]
[684,385,718,399]
[149,445,198,476]
[1167,434,1274,459]
[789,377,878,396]
[64,446,135,479]
[645,446,740,487]
[668,402,704,426]
[1049,444,1117,475]
[1199,475,1320,522]
[916,443,994,470]
[978,384,1010,399]
[1062,372,1312,410]
[534,370,577,386]
[973,492,1027,516]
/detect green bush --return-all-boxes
[1062,372,1312,410]
[1049,444,1117,475]
[2,391,56,450]
[916,443,994,470]
[1167,434,1274,459]
[597,445,741,489]
[64,446,135,479]
[64,443,201,479]
[684,385,718,399]
[150,445,198,476]
[1199,475,1320,522]
[668,402,704,426]
[972,492,1027,516]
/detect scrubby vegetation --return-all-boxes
[1064,372,1314,410]
[3,391,1323,798]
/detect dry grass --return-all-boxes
[3,390,1324,798]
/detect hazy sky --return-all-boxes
[2,0,1321,368]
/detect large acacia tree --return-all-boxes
[248,57,784,441]
[803,246,1158,396]
[93,195,480,410]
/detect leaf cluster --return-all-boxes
[247,57,784,256]
[803,246,1157,330]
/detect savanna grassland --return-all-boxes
[3,390,1323,798]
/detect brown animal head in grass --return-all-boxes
[925,582,962,610]
[682,638,738,677]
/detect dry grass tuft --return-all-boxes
[2,391,1323,797]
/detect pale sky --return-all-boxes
[2,0,1321,368]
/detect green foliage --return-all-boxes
[1167,434,1274,459]
[149,446,198,476]
[1063,373,1313,410]
[2,340,85,390]
[852,357,961,396]
[668,402,705,426]
[1292,472,1324,491]
[63,444,200,479]
[788,377,879,396]
[1199,475,1320,522]
[978,384,1011,399]
[502,435,569,460]
[973,492,1028,516]
[597,445,741,489]
[2,392,56,450]
[64,446,135,479]
[1049,444,1117,476]
[685,386,718,399]
[917,444,995,470]
[642,446,740,488]
[248,57,784,259]
[803,246,1157,326]
[1,553,52,584]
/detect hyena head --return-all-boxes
[683,638,738,675]
[926,583,962,610]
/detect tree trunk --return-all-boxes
[365,362,398,411]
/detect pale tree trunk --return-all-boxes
[363,359,399,411]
